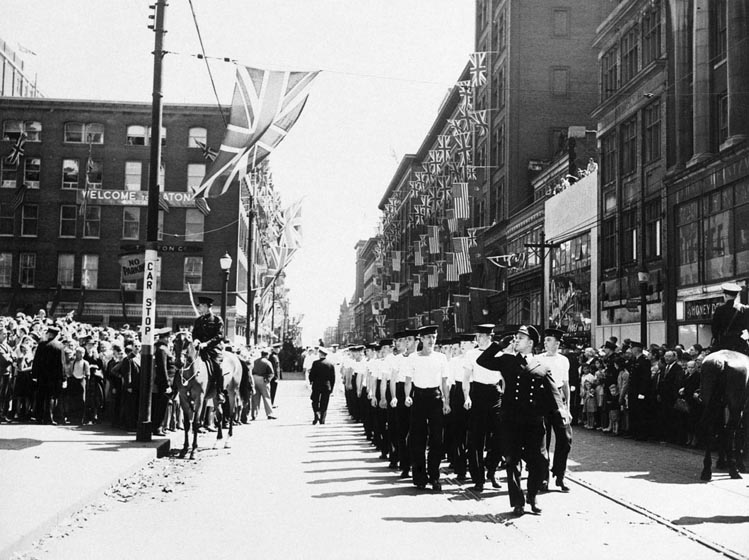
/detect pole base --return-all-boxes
[136,422,153,442]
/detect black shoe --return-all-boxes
[415,482,427,490]
[312,418,318,425]
[528,497,542,514]
[388,461,399,469]
[455,474,467,484]
[431,480,442,492]
[539,481,549,493]
[399,470,410,479]
[555,477,570,493]
[472,483,484,492]
[488,472,501,489]
[267,415,277,420]
[512,506,525,516]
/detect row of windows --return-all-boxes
[0,158,205,192]
[0,252,205,291]
[2,120,209,147]
[600,99,661,185]
[600,2,662,100]
[600,199,662,270]
[677,180,749,287]
[0,204,205,241]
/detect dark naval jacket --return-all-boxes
[192,312,224,359]
[711,300,749,353]
[309,357,336,393]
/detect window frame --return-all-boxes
[59,205,78,238]
[83,206,101,239]
[81,254,99,290]
[62,159,80,189]
[122,207,141,240]
[19,252,36,288]
[57,253,75,289]
[183,256,203,291]
[21,204,38,237]
[0,252,11,287]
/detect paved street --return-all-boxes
[8,379,749,560]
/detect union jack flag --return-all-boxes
[4,132,26,166]
[469,52,488,87]
[194,65,319,199]
[194,140,218,161]
[282,199,303,250]
[469,110,489,136]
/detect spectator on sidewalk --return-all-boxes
[251,349,276,420]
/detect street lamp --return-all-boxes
[638,267,650,346]
[219,252,232,332]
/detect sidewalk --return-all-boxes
[0,422,170,559]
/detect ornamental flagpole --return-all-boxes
[137,0,167,442]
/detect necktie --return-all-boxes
[517,353,527,366]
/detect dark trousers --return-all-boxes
[503,415,548,508]
[467,382,502,485]
[201,352,223,395]
[270,378,278,405]
[151,392,168,433]
[448,382,468,477]
[311,388,331,423]
[390,382,410,471]
[409,387,444,486]
[359,388,372,439]
[544,412,572,482]
[630,398,651,440]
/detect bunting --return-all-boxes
[487,252,527,269]
[469,52,488,87]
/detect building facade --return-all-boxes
[0,97,244,333]
[1,39,42,98]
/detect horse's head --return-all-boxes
[173,332,197,368]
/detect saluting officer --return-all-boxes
[476,325,568,516]
[711,282,749,354]
[192,296,225,402]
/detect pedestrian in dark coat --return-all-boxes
[309,347,336,425]
[32,327,65,424]
[152,327,174,436]
[628,341,652,441]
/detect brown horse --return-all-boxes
[173,333,243,459]
[699,349,749,480]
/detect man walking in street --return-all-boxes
[32,326,65,424]
[404,325,451,491]
[539,328,573,493]
[477,325,568,516]
[192,296,225,403]
[252,349,276,420]
[309,346,335,424]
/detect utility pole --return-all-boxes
[525,231,557,331]
[244,182,255,347]
[137,0,166,442]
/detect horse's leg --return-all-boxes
[179,402,189,459]
[726,405,742,479]
[701,409,714,481]
[190,395,201,460]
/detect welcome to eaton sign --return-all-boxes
[76,189,198,207]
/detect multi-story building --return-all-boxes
[473,0,610,330]
[591,0,668,345]
[663,0,749,348]
[0,97,248,333]
[1,39,42,98]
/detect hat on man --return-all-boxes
[475,323,495,335]
[272,342,281,349]
[366,343,379,351]
[417,325,439,337]
[197,296,214,306]
[629,340,644,349]
[318,347,329,356]
[603,340,617,351]
[393,331,407,340]
[350,344,364,352]
[378,338,393,348]
[46,326,60,337]
[459,333,476,342]
[155,327,172,338]
[721,282,742,295]
[516,325,540,345]
[544,328,565,341]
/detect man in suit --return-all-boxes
[476,325,568,516]
[711,282,749,355]
[309,347,336,425]
[628,341,652,441]
[32,326,65,424]
[192,296,225,403]
[656,350,685,443]
[269,342,282,406]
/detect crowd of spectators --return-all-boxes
[565,336,707,448]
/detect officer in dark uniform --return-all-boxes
[309,346,336,424]
[628,340,652,440]
[476,325,568,516]
[192,296,225,402]
[711,282,749,355]
[152,327,175,436]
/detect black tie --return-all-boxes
[517,353,527,366]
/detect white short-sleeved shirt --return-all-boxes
[390,353,408,383]
[540,352,570,389]
[352,359,368,376]
[381,353,398,382]
[448,354,466,386]
[368,358,381,380]
[464,347,502,385]
[406,351,449,388]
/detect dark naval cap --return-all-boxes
[417,325,439,337]
[544,328,565,341]
[516,325,540,345]
[197,296,214,306]
[475,324,495,335]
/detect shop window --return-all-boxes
[62,159,79,189]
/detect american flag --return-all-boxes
[469,52,488,87]
[427,226,440,254]
[413,241,424,266]
[194,65,319,199]
[446,208,458,233]
[11,183,27,212]
[452,236,470,255]
[427,265,439,288]
[455,250,472,275]
[392,251,401,272]
[4,133,27,166]
[445,253,459,282]
[412,276,421,297]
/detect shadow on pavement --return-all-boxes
[0,438,43,451]
[312,486,452,499]
[672,515,749,526]
[302,457,382,464]
[382,513,516,524]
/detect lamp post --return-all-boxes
[219,252,232,332]
[638,267,650,346]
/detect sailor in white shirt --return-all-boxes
[374,339,395,461]
[462,324,504,491]
[388,330,417,477]
[539,328,573,493]
[446,335,474,482]
[404,325,450,491]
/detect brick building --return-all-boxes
[0,97,247,333]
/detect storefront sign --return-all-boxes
[77,189,198,208]
[121,244,202,254]
[684,296,723,322]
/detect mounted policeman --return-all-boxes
[192,296,225,402]
[711,282,749,355]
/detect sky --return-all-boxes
[1,0,475,345]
